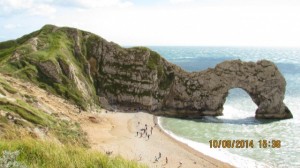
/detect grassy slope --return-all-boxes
[0,138,146,168]
[0,75,146,168]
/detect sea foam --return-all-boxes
[158,117,270,168]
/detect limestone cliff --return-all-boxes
[0,25,292,119]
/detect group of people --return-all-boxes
[154,152,179,167]
[136,122,154,140]
[135,121,184,167]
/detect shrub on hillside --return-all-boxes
[0,150,27,168]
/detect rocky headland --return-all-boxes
[0,24,292,119]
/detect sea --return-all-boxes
[148,46,300,168]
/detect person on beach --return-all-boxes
[151,127,153,134]
[78,106,81,113]
[179,161,182,167]
[136,131,138,136]
[158,152,161,159]
[147,134,150,140]
[166,157,168,164]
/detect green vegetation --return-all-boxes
[159,72,174,90]
[52,82,87,110]
[85,34,100,59]
[0,40,18,50]
[0,139,147,168]
[0,25,99,110]
[0,151,27,168]
[0,99,53,126]
[15,30,41,45]
[0,97,88,147]
[0,88,6,96]
[0,88,142,166]
[0,79,93,164]
[0,77,154,168]
[0,79,18,94]
[146,50,174,90]
[147,50,161,70]
[51,120,89,148]
[0,48,15,64]
[0,115,8,124]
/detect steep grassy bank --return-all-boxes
[0,138,146,168]
[0,74,146,168]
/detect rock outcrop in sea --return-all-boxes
[0,25,293,119]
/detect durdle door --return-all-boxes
[162,60,293,119]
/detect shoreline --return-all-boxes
[1,71,296,168]
[153,116,231,168]
[156,116,271,168]
[81,111,233,168]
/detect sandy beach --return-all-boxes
[80,110,233,168]
[1,73,232,168]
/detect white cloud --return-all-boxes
[3,23,21,29]
[52,4,300,47]
[169,0,194,4]
[0,0,133,17]
[29,3,56,16]
[0,0,56,16]
[0,0,32,12]
[74,0,133,8]
[168,0,300,6]
[1,0,300,47]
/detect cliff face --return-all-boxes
[0,25,293,119]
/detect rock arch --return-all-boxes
[164,60,293,119]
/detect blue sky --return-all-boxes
[1,0,300,47]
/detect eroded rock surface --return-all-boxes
[82,31,292,119]
[164,60,292,119]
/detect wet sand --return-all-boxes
[81,111,233,168]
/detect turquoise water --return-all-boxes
[149,47,300,168]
